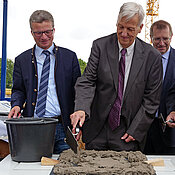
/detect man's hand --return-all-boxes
[166,111,175,128]
[70,110,85,140]
[121,133,136,143]
[8,106,21,118]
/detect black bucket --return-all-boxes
[5,117,58,162]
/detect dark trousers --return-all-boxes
[85,117,139,151]
[144,118,175,155]
[53,123,70,154]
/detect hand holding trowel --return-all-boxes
[159,113,175,132]
[66,111,86,154]
[166,111,175,128]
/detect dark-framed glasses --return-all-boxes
[153,37,171,43]
[32,29,54,37]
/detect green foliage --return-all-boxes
[0,58,14,88]
[0,58,86,90]
[78,58,87,75]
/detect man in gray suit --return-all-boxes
[71,2,163,151]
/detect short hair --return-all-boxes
[150,20,173,38]
[117,2,145,27]
[29,10,54,29]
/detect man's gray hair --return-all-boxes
[117,2,145,27]
[29,10,54,29]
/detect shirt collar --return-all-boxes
[35,43,54,57]
[118,40,135,56]
[162,47,170,60]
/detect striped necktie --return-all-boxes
[36,50,50,117]
[108,48,127,130]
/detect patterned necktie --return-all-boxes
[36,50,50,117]
[108,48,127,130]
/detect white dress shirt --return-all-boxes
[118,41,135,94]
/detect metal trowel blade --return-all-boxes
[66,126,78,154]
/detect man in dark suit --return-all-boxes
[8,10,81,154]
[144,20,175,155]
[70,2,162,151]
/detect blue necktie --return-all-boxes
[36,50,50,117]
[162,56,167,80]
[108,48,127,130]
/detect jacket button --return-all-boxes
[35,74,37,77]
[34,89,37,92]
[32,102,35,106]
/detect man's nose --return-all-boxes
[41,32,48,38]
[159,39,166,46]
[121,28,128,36]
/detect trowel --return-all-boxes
[65,126,79,154]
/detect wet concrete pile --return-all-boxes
[53,149,155,175]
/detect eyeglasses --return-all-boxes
[152,37,171,43]
[32,29,54,37]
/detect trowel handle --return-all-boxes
[167,119,175,123]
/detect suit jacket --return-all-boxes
[74,33,163,147]
[11,44,81,129]
[159,47,175,147]
[144,47,175,154]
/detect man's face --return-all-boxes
[151,26,172,55]
[31,21,55,50]
[117,14,143,48]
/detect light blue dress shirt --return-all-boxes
[34,44,61,117]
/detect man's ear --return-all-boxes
[150,36,153,43]
[138,24,143,33]
[31,30,34,36]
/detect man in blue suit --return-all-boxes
[144,20,175,154]
[8,10,81,154]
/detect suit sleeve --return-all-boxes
[166,82,175,115]
[127,53,163,143]
[74,41,99,116]
[72,53,81,87]
[11,57,26,109]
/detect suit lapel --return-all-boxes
[54,46,62,98]
[123,38,145,100]
[107,33,119,92]
[163,47,175,88]
[106,36,145,97]
[160,47,175,107]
